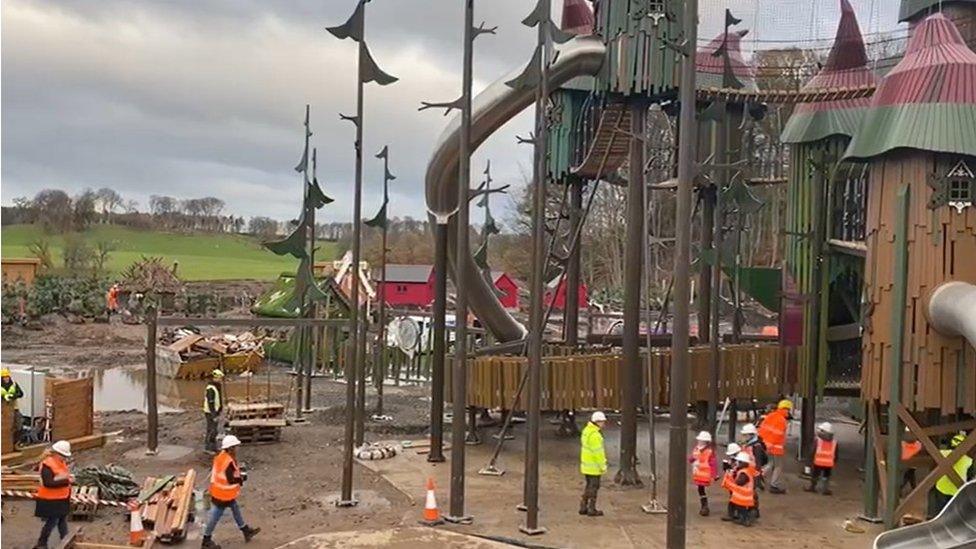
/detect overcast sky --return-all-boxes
[2,0,901,225]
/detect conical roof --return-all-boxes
[845,13,976,160]
[696,29,757,91]
[782,0,878,144]
[561,0,594,35]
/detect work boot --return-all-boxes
[820,478,832,496]
[740,510,755,527]
[721,503,736,521]
[579,497,589,515]
[699,501,710,516]
[586,499,604,517]
[241,525,261,542]
[769,486,786,494]
[201,536,221,549]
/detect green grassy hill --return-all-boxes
[1,224,337,280]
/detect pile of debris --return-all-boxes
[156,327,265,379]
[120,256,182,294]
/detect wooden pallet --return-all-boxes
[228,417,285,444]
[225,402,284,421]
[69,485,99,520]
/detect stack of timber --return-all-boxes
[139,469,196,543]
[449,344,789,411]
[1,468,39,493]
[225,402,285,444]
[156,329,264,379]
[2,432,108,466]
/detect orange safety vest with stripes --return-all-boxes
[758,409,788,456]
[728,470,755,508]
[692,447,714,485]
[36,455,71,501]
[209,451,241,502]
[742,446,761,478]
[814,438,836,468]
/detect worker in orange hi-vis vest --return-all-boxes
[688,431,718,516]
[721,452,757,526]
[804,422,837,495]
[202,435,260,549]
[34,441,74,548]
[758,399,792,494]
[900,426,923,493]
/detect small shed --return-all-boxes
[544,277,589,311]
[1,258,41,286]
[490,271,520,310]
[375,264,435,308]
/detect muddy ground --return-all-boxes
[1,314,432,549]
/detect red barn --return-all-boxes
[376,264,435,308]
[490,271,520,310]
[544,276,588,311]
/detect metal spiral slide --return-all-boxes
[874,480,976,549]
[424,35,606,342]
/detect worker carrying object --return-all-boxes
[738,423,768,491]
[688,431,718,516]
[202,435,260,548]
[204,369,225,453]
[927,431,974,519]
[757,399,792,494]
[33,440,74,549]
[105,283,120,314]
[579,411,608,517]
[804,422,836,495]
[721,451,756,526]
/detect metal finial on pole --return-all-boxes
[668,0,699,545]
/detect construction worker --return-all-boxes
[34,440,73,549]
[758,399,792,493]
[927,432,974,519]
[203,435,260,548]
[105,283,120,314]
[204,369,224,453]
[805,422,836,495]
[2,368,25,447]
[579,410,608,517]
[721,451,756,526]
[901,427,923,493]
[689,431,718,516]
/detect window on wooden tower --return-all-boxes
[949,178,972,204]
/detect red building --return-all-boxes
[375,265,521,310]
[544,276,588,311]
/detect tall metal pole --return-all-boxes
[428,221,448,463]
[446,0,475,524]
[698,186,714,344]
[668,0,699,545]
[708,111,726,435]
[355,317,367,445]
[338,35,366,510]
[564,179,583,346]
[617,100,645,486]
[802,152,829,461]
[376,148,391,415]
[304,147,318,413]
[521,0,550,534]
[295,106,313,418]
[145,306,158,454]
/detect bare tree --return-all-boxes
[33,189,74,233]
[95,187,124,222]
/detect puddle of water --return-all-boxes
[84,366,291,413]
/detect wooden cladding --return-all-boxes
[446,344,788,411]
[861,152,976,414]
[44,377,94,441]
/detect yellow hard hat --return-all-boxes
[0,368,10,377]
[777,399,793,410]
[211,369,225,378]
[951,432,966,448]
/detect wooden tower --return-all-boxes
[901,0,976,49]
[780,0,876,403]
[844,13,976,525]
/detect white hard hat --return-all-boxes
[735,451,752,464]
[818,422,833,434]
[696,431,712,443]
[726,443,742,456]
[740,423,758,435]
[52,440,72,457]
[221,435,242,450]
[591,411,607,423]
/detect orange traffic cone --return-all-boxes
[128,501,146,546]
[420,477,443,526]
